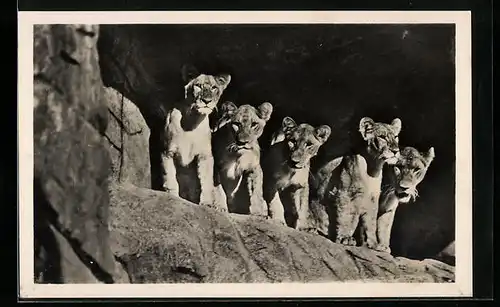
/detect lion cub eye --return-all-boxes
[193,84,201,90]
[251,122,259,129]
[211,86,218,92]
[232,123,239,132]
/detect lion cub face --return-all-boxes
[181,64,231,115]
[389,146,435,203]
[359,117,402,165]
[278,117,331,169]
[216,101,273,152]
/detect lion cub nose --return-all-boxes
[399,181,412,190]
[201,98,212,104]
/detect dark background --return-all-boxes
[97,24,455,261]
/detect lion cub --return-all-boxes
[212,101,273,217]
[162,64,231,211]
[377,146,435,253]
[263,117,331,230]
[314,117,402,250]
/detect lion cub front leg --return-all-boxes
[197,154,228,213]
[246,166,268,218]
[376,209,396,253]
[294,185,315,232]
[162,151,179,197]
[359,203,380,250]
[264,184,287,226]
[330,196,359,246]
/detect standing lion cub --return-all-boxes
[314,117,402,250]
[212,100,273,217]
[162,64,231,212]
[263,117,331,230]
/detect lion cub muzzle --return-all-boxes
[384,149,401,165]
[288,155,307,169]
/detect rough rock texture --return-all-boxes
[97,26,167,192]
[103,86,151,188]
[33,24,128,283]
[98,25,456,261]
[109,183,454,283]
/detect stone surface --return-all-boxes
[97,26,167,192]
[103,86,151,188]
[109,183,455,283]
[33,24,127,283]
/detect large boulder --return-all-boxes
[33,24,128,283]
[109,183,454,283]
[103,86,151,188]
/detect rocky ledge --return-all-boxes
[109,183,454,283]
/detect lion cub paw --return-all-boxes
[373,243,391,254]
[249,203,269,218]
[163,188,180,198]
[335,236,357,246]
[200,201,228,213]
[297,226,318,234]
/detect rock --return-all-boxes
[33,24,127,283]
[109,183,455,283]
[97,26,167,192]
[434,241,455,266]
[103,86,151,188]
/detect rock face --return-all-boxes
[109,183,454,283]
[97,26,168,192]
[103,86,151,188]
[33,24,128,283]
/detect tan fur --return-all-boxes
[212,101,273,217]
[263,117,331,230]
[377,146,435,253]
[314,117,402,250]
[162,64,231,212]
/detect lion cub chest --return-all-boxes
[221,148,260,180]
[166,108,212,166]
[274,166,308,191]
[334,155,382,205]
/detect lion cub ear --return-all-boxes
[257,102,273,122]
[282,117,297,134]
[212,101,237,132]
[425,147,435,164]
[391,118,402,135]
[315,125,332,144]
[221,101,237,116]
[270,116,296,146]
[215,73,232,90]
[359,117,376,140]
[181,64,200,84]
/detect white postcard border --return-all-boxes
[18,10,472,298]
